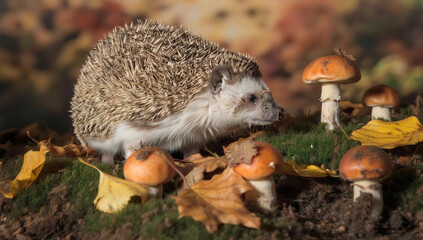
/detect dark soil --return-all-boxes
[276,177,423,239]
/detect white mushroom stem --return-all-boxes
[244,175,276,213]
[147,185,163,198]
[371,106,391,121]
[320,83,341,130]
[353,180,383,220]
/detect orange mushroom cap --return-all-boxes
[123,147,175,186]
[233,142,284,180]
[339,145,392,181]
[302,55,361,84]
[362,84,400,108]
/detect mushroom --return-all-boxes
[233,142,284,213]
[302,54,361,130]
[339,145,392,220]
[362,84,400,121]
[123,147,175,198]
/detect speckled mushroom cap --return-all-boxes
[302,55,361,84]
[339,145,392,181]
[362,84,400,108]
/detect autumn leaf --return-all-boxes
[349,116,423,149]
[334,48,356,61]
[176,154,228,187]
[0,144,49,198]
[172,168,261,233]
[181,154,228,173]
[78,157,149,213]
[224,138,258,167]
[47,141,97,158]
[276,159,337,177]
[27,130,99,159]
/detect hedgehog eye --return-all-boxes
[248,94,258,103]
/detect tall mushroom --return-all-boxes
[362,84,400,121]
[302,53,361,130]
[233,142,284,213]
[339,145,392,220]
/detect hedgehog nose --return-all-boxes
[275,107,285,120]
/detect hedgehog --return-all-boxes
[70,20,284,164]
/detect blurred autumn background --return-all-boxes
[1,0,422,134]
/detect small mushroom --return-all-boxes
[302,54,361,130]
[362,84,400,121]
[123,147,175,198]
[339,145,392,220]
[233,142,283,213]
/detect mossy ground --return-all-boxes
[1,108,422,239]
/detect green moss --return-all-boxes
[0,156,24,181]
[387,166,423,212]
[261,121,359,169]
[61,159,113,217]
[11,173,61,217]
[8,156,70,217]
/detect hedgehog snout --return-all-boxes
[262,92,285,121]
[275,107,285,120]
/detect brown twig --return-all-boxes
[159,151,190,190]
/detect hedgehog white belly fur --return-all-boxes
[70,20,284,163]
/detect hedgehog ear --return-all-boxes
[210,65,234,94]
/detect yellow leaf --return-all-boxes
[0,144,49,198]
[349,116,423,149]
[276,160,338,177]
[172,168,260,233]
[78,157,149,213]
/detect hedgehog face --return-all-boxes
[209,65,284,127]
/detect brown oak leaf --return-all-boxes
[172,168,261,233]
[224,138,258,168]
[175,154,228,188]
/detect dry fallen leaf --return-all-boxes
[185,164,205,187]
[0,144,49,198]
[47,141,97,158]
[276,159,338,177]
[172,168,260,233]
[349,116,423,149]
[224,138,258,167]
[334,48,356,61]
[78,157,149,213]
[182,154,228,173]
[175,153,228,187]
[27,131,99,159]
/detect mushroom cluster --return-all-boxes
[339,145,392,220]
[302,50,402,127]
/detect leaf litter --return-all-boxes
[0,118,419,239]
[172,168,260,233]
